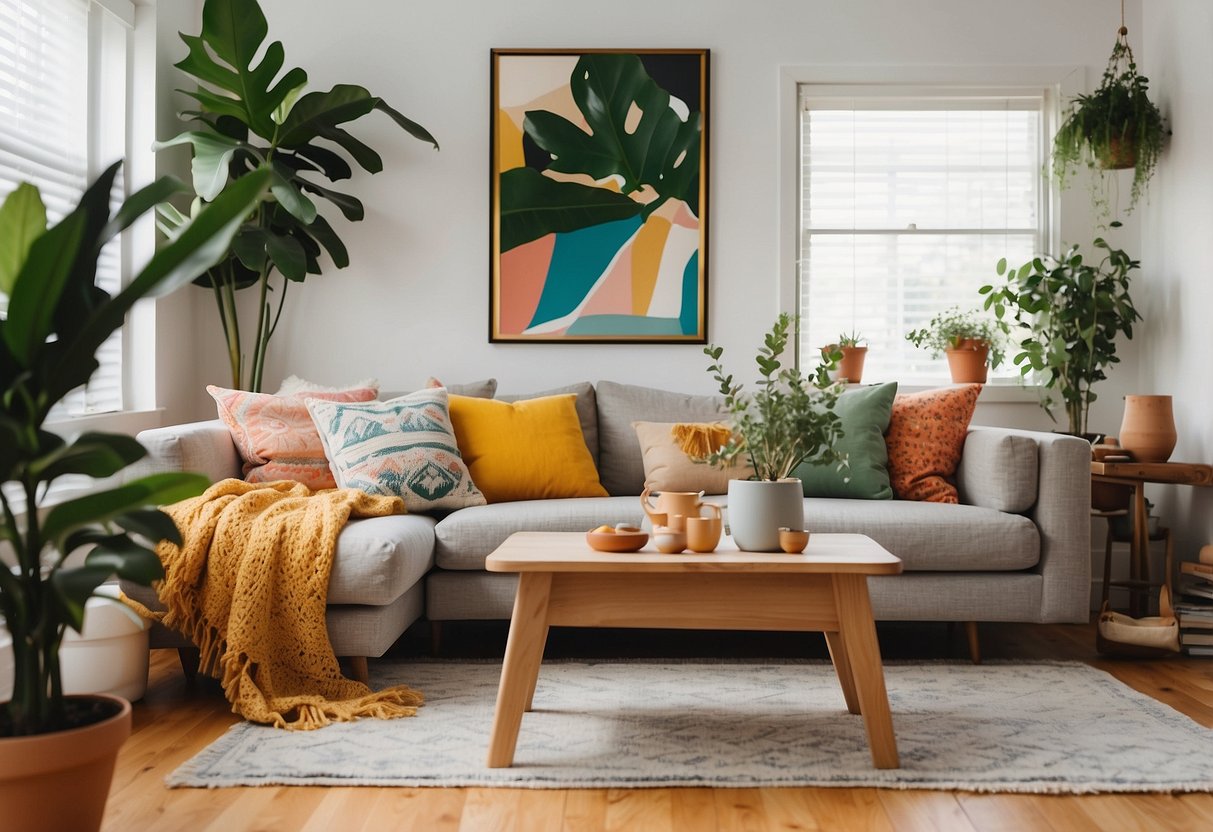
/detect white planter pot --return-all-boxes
[727,479,805,552]
[0,593,149,705]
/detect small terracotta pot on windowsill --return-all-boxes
[945,339,990,384]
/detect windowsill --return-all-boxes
[44,408,165,438]
[854,381,1044,404]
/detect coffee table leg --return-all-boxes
[487,572,553,768]
[525,623,549,712]
[833,574,899,769]
[824,631,861,715]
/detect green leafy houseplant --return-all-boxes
[1052,27,1165,217]
[0,163,269,738]
[700,314,845,481]
[158,0,438,392]
[905,307,1007,369]
[979,233,1141,437]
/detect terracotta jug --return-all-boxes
[1119,395,1177,463]
[641,487,712,526]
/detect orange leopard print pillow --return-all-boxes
[885,385,981,503]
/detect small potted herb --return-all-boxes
[821,331,868,384]
[906,308,1006,384]
[693,315,845,551]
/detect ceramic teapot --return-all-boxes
[640,487,722,531]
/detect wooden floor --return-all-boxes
[101,620,1213,831]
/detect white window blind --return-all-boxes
[0,0,131,417]
[798,87,1047,383]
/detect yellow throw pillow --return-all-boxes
[632,421,754,495]
[448,394,607,503]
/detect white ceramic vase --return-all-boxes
[726,479,805,552]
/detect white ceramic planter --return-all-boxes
[726,479,805,552]
[1,592,149,704]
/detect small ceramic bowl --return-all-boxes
[778,527,810,554]
[586,529,648,553]
[652,527,687,554]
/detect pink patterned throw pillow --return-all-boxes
[208,385,379,489]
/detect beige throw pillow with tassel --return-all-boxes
[632,421,754,495]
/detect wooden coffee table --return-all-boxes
[484,531,904,769]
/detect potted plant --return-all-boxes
[979,232,1141,440]
[694,314,845,551]
[905,307,1006,384]
[0,163,267,831]
[1052,25,1165,218]
[822,330,867,384]
[157,0,438,392]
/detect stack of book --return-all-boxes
[1177,559,1213,656]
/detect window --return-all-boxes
[0,0,133,417]
[797,85,1050,383]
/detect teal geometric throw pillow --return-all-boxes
[307,388,486,512]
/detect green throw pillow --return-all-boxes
[794,382,898,499]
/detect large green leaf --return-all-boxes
[175,0,307,140]
[31,432,147,481]
[0,183,47,296]
[154,132,249,200]
[499,167,644,252]
[41,472,209,543]
[522,54,702,215]
[3,210,87,365]
[84,536,165,583]
[102,176,188,244]
[51,566,114,632]
[114,508,182,546]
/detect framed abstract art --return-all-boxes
[490,48,709,342]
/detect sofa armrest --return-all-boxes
[961,426,1090,623]
[126,420,241,484]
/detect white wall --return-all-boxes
[1141,0,1213,560]
[158,0,1146,431]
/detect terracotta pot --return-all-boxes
[835,346,867,383]
[1099,135,1137,170]
[1119,395,1177,463]
[0,694,131,832]
[945,340,990,384]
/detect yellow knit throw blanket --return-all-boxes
[143,479,423,730]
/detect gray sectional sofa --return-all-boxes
[124,381,1092,672]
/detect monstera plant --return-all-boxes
[158,0,437,392]
[499,53,702,252]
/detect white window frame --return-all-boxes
[778,65,1081,400]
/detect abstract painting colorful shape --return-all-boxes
[490,49,709,342]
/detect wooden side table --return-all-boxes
[1090,461,1213,616]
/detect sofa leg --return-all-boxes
[965,621,981,664]
[177,646,201,682]
[348,656,369,685]
[430,620,443,657]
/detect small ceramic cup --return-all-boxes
[685,515,722,553]
[778,527,810,554]
[653,526,687,554]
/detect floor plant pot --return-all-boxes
[727,479,805,552]
[0,694,131,832]
[945,340,990,384]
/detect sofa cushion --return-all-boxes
[632,421,752,494]
[793,381,897,500]
[596,381,726,496]
[497,382,598,466]
[802,498,1039,571]
[433,497,648,570]
[328,514,437,605]
[885,384,981,503]
[307,389,486,512]
[956,429,1040,514]
[208,384,379,490]
[448,394,607,502]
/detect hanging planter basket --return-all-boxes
[1052,23,1165,216]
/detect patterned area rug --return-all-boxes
[169,660,1213,792]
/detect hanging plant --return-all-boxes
[1052,22,1165,218]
